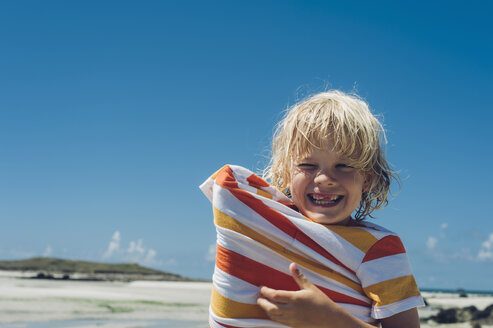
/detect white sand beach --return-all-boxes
[1,271,492,327]
[0,271,211,327]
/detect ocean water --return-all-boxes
[421,288,493,296]
[0,319,207,328]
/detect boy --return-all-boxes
[201,91,424,327]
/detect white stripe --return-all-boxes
[371,295,425,319]
[229,165,287,200]
[357,253,413,287]
[339,303,375,323]
[212,266,259,304]
[199,177,214,202]
[288,217,365,269]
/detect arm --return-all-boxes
[380,308,420,328]
[257,263,420,328]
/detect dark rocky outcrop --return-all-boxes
[429,306,478,323]
[426,304,493,325]
[473,304,493,324]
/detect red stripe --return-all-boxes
[247,173,270,188]
[216,245,369,306]
[362,235,406,263]
[214,320,242,328]
[215,167,354,275]
[216,166,239,189]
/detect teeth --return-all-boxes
[312,194,340,201]
[310,194,341,204]
[313,198,337,205]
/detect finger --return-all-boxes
[259,286,295,303]
[257,297,284,315]
[257,297,292,324]
[289,262,313,290]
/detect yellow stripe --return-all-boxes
[213,207,364,294]
[325,225,378,254]
[256,188,273,199]
[210,285,267,319]
[363,275,421,307]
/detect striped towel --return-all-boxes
[200,165,424,328]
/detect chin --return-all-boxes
[307,213,348,225]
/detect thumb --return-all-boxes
[289,262,313,290]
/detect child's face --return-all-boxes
[289,147,367,225]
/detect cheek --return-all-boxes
[290,175,307,199]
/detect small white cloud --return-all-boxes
[426,236,438,250]
[441,223,448,230]
[206,243,216,262]
[127,239,145,257]
[42,246,53,257]
[103,231,121,259]
[477,233,493,261]
[102,231,161,267]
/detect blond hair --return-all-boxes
[263,90,399,220]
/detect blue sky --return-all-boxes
[1,1,492,290]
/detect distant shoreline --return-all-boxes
[0,257,209,282]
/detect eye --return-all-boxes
[297,163,317,170]
[336,163,354,170]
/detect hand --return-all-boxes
[257,263,358,328]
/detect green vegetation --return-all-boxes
[0,257,191,281]
[98,303,133,313]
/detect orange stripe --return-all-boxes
[256,188,272,199]
[247,173,270,188]
[211,285,268,319]
[363,275,421,307]
[211,165,230,180]
[214,207,365,295]
[216,165,240,189]
[325,225,378,254]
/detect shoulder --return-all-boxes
[349,219,395,235]
[341,219,405,256]
[351,221,425,319]
[350,221,408,263]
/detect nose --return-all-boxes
[313,169,337,186]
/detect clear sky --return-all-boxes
[1,1,492,290]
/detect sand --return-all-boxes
[0,271,211,327]
[1,271,492,327]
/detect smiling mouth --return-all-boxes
[307,194,343,207]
